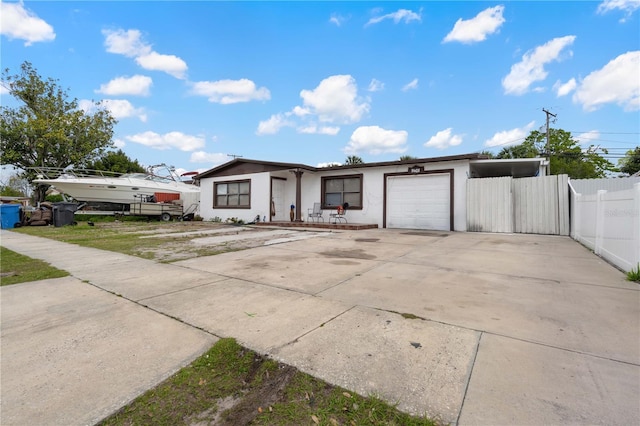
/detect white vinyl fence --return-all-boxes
[467,174,569,235]
[570,180,640,273]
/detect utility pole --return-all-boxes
[542,108,556,175]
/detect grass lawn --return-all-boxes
[13,220,251,262]
[0,246,69,286]
[99,338,437,426]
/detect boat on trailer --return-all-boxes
[31,164,200,216]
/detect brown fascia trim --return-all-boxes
[324,153,484,170]
[195,158,316,180]
[196,153,485,180]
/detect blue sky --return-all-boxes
[1,0,638,175]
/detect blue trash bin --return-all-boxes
[0,204,22,229]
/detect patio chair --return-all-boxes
[330,202,349,224]
[307,202,324,222]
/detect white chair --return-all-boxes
[307,202,324,222]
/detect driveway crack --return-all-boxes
[456,331,483,426]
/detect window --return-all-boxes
[214,180,251,208]
[321,174,362,209]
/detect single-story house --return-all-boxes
[195,153,548,231]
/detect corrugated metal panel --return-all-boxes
[467,174,570,235]
[570,177,640,195]
[466,177,512,233]
[513,175,567,235]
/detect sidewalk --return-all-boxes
[1,229,639,425]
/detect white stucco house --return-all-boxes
[195,153,548,231]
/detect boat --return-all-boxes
[31,164,200,212]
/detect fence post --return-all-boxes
[634,183,640,270]
[572,192,581,241]
[595,190,606,256]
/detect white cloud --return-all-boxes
[102,29,150,57]
[597,0,640,21]
[317,162,342,167]
[575,130,601,146]
[502,35,576,95]
[554,78,577,97]
[126,131,205,151]
[113,138,126,149]
[191,79,271,104]
[368,78,384,92]
[329,13,347,26]
[344,126,408,155]
[292,106,311,116]
[256,113,293,135]
[97,75,153,96]
[257,75,368,136]
[366,9,422,26]
[100,99,147,122]
[402,78,419,92]
[297,125,340,135]
[425,128,464,150]
[0,85,10,95]
[443,5,505,44]
[189,151,229,164]
[300,75,370,124]
[102,28,187,79]
[79,98,145,121]
[484,121,535,148]
[573,51,640,111]
[136,52,187,80]
[0,1,55,46]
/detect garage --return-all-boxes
[385,173,452,230]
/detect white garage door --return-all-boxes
[386,174,451,230]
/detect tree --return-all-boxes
[86,149,145,174]
[0,62,116,201]
[496,141,538,159]
[496,129,615,179]
[618,147,640,176]
[478,150,495,159]
[345,155,364,165]
[399,155,418,161]
[0,173,30,197]
[0,184,24,197]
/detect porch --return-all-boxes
[255,221,378,231]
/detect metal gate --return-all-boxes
[467,174,569,235]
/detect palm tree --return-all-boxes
[345,155,364,165]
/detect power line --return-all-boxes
[567,131,640,135]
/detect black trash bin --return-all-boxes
[53,202,78,227]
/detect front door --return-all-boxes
[270,178,287,222]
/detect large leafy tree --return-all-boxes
[497,129,615,179]
[0,62,116,201]
[618,147,640,176]
[86,149,145,174]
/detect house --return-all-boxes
[195,153,548,231]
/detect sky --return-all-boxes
[1,0,639,175]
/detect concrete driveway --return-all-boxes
[1,228,638,425]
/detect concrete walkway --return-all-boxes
[1,228,638,425]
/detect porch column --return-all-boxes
[293,168,303,221]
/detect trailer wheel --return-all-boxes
[161,212,171,222]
